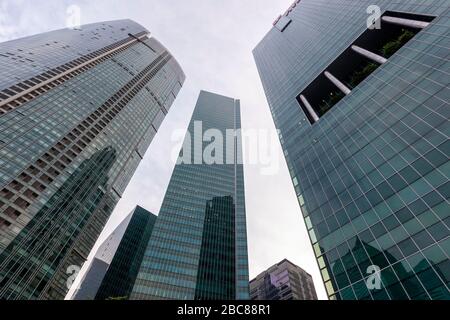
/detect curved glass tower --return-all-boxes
[0,20,185,300]
[254,0,449,300]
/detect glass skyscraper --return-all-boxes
[254,1,449,300]
[72,208,134,300]
[131,90,249,300]
[0,20,185,300]
[95,206,157,300]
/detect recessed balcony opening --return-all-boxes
[296,11,435,125]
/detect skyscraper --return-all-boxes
[71,205,136,300]
[0,20,185,300]
[73,206,157,300]
[250,259,318,300]
[131,90,249,300]
[95,206,157,300]
[254,1,449,300]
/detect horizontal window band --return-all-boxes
[0,32,148,115]
[0,51,171,240]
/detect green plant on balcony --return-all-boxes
[349,62,379,88]
[381,29,415,58]
[317,90,345,116]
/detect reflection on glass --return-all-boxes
[0,147,117,300]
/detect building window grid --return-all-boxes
[256,2,445,300]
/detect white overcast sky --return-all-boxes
[0,0,327,299]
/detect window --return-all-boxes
[398,238,419,257]
[427,222,450,242]
[412,230,434,249]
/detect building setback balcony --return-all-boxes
[296,11,435,125]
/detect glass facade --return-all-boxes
[0,20,185,300]
[131,90,249,300]
[250,259,318,300]
[95,206,157,300]
[254,0,449,300]
[73,205,139,300]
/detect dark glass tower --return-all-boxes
[131,90,249,300]
[72,208,134,300]
[250,259,318,300]
[95,206,157,300]
[254,1,449,300]
[0,20,185,300]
